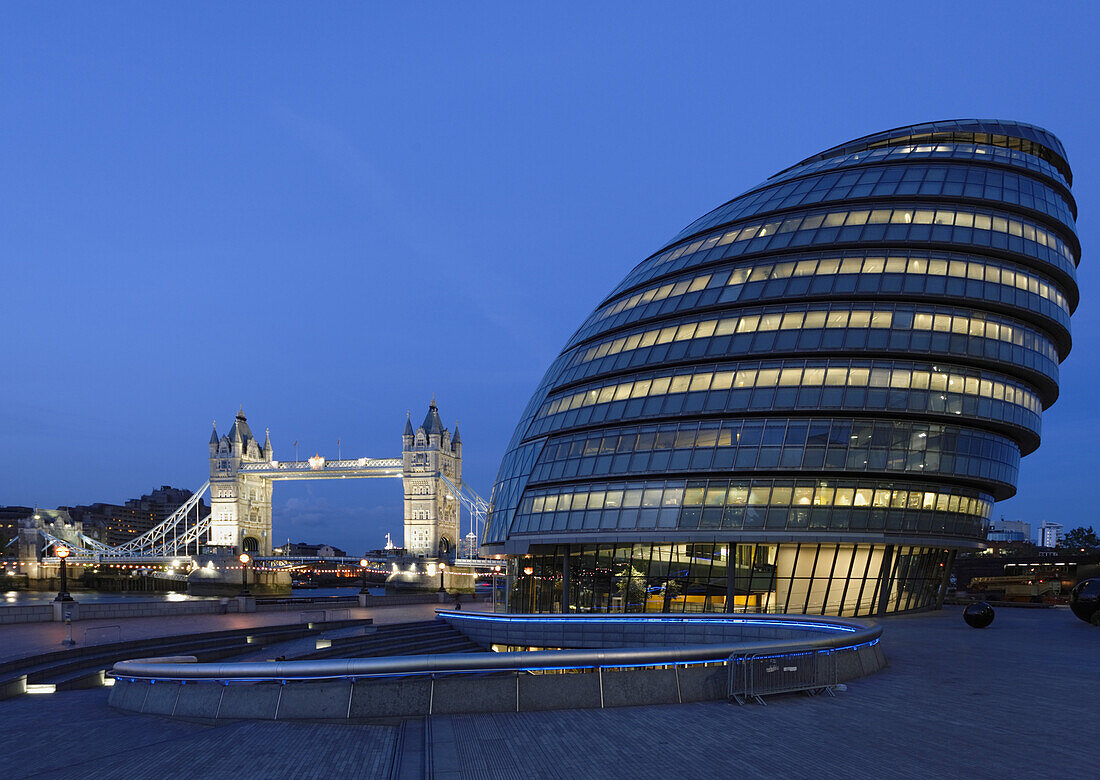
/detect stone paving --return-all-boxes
[0,606,1095,779]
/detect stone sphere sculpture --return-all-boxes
[1069,578,1100,625]
[963,601,995,628]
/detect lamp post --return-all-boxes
[492,564,501,613]
[238,553,251,596]
[359,558,370,594]
[523,565,535,613]
[438,562,446,593]
[54,545,73,602]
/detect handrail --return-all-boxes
[110,612,880,682]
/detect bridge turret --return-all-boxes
[209,422,219,456]
[403,399,461,560]
[452,426,462,457]
[209,407,273,556]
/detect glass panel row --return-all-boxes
[524,415,1019,489]
[545,355,1042,419]
[758,142,1070,194]
[673,161,1074,243]
[617,202,1077,297]
[521,476,991,519]
[532,364,1051,445]
[565,303,1059,383]
[513,543,953,616]
[581,250,1070,346]
[509,476,988,539]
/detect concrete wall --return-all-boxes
[0,605,53,624]
[0,598,243,624]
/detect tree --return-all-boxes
[615,565,647,611]
[1058,526,1099,552]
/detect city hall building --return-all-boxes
[482,120,1079,616]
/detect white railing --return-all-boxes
[239,457,403,474]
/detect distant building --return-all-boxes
[65,503,145,545]
[274,541,348,558]
[13,509,80,560]
[67,486,207,546]
[1038,521,1064,548]
[988,519,1032,544]
[0,506,33,556]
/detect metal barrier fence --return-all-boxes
[729,649,839,705]
[83,624,122,645]
[109,612,884,720]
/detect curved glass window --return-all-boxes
[672,163,1074,243]
[790,123,1072,183]
[484,438,547,544]
[758,143,1071,194]
[577,251,1071,346]
[615,203,1078,296]
[558,303,1059,389]
[539,359,1041,439]
[523,416,1019,492]
[518,543,958,616]
[510,476,990,539]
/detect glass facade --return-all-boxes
[484,119,1079,616]
[511,544,954,617]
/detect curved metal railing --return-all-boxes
[110,611,881,683]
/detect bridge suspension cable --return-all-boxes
[39,482,212,562]
[111,481,211,557]
[438,472,488,554]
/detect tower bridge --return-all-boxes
[36,400,487,564]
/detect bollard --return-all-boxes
[61,614,76,646]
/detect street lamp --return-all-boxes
[238,553,251,596]
[523,565,535,613]
[359,558,370,594]
[438,562,446,593]
[492,564,501,613]
[54,545,73,602]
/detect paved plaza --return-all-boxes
[0,606,1095,779]
[0,601,442,662]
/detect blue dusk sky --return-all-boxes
[2,3,1097,553]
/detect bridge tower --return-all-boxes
[208,408,274,555]
[402,399,461,559]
